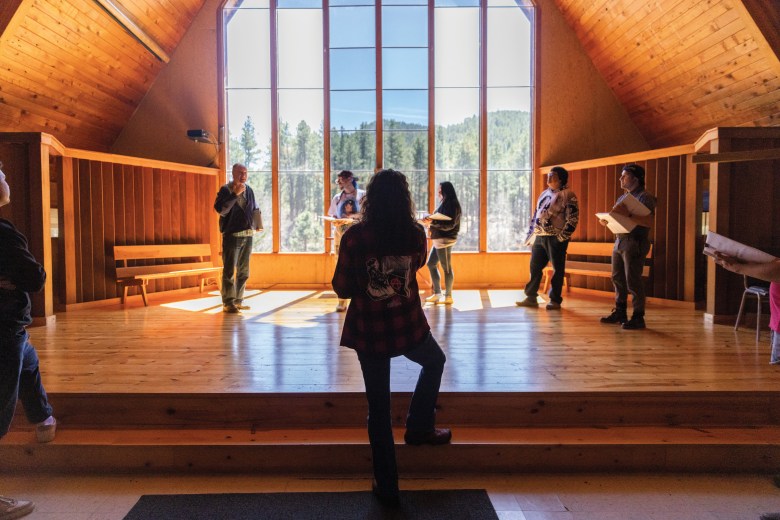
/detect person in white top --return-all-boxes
[328,170,365,312]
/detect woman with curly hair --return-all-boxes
[332,169,451,507]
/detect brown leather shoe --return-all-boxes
[404,428,452,446]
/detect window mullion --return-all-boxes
[479,0,488,253]
[270,0,280,253]
[376,0,383,171]
[323,0,331,252]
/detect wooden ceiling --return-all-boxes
[551,0,780,148]
[0,0,777,153]
[0,0,206,151]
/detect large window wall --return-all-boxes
[222,0,534,253]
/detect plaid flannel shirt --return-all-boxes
[332,222,430,357]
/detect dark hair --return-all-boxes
[361,169,419,255]
[337,170,358,189]
[549,166,569,187]
[439,181,462,216]
[622,163,645,188]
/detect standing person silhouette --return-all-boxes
[599,164,656,330]
[422,181,461,306]
[328,170,364,312]
[0,162,57,520]
[214,163,262,314]
[332,169,451,507]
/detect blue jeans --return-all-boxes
[221,234,253,306]
[0,328,53,438]
[772,330,779,365]
[356,333,446,494]
[427,246,454,297]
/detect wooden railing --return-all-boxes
[0,133,220,318]
[538,144,697,302]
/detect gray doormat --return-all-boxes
[123,489,498,519]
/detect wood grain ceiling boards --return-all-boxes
[551,0,780,147]
[0,0,207,151]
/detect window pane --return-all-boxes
[331,130,376,171]
[225,9,270,88]
[489,0,533,6]
[383,48,427,89]
[279,171,324,252]
[404,170,429,215]
[330,0,374,6]
[487,87,531,170]
[278,90,324,171]
[435,88,478,171]
[278,0,321,7]
[382,49,428,89]
[434,0,479,7]
[278,9,323,88]
[384,0,426,5]
[487,170,531,251]
[487,6,532,87]
[434,170,479,251]
[434,7,479,88]
[248,170,273,253]
[383,129,427,172]
[329,7,375,47]
[383,90,428,126]
[330,49,376,90]
[227,89,273,171]
[382,6,427,47]
[330,90,376,130]
[236,0,269,7]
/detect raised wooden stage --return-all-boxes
[3,289,780,474]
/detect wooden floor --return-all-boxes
[30,288,777,394]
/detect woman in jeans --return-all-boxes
[332,169,451,507]
[423,181,461,305]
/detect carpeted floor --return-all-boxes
[123,489,498,519]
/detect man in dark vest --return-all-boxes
[214,163,262,314]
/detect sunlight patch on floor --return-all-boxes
[236,291,317,318]
[487,289,524,309]
[448,290,483,312]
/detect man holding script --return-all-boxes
[598,164,656,330]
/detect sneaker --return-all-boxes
[404,427,452,446]
[0,496,34,519]
[436,296,454,305]
[234,303,250,310]
[371,480,400,508]
[545,301,561,310]
[35,416,56,443]
[622,315,646,330]
[425,293,442,303]
[223,304,241,314]
[515,297,538,308]
[335,299,348,312]
[600,309,627,324]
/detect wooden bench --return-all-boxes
[542,241,652,293]
[114,244,222,306]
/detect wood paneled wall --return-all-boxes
[696,127,780,319]
[1,132,220,318]
[540,146,697,302]
[63,158,218,305]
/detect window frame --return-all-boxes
[218,0,537,254]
